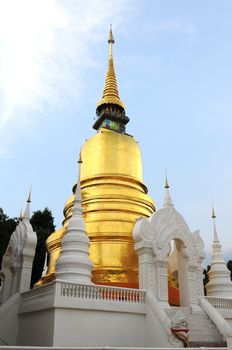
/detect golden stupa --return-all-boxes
[39,27,155,289]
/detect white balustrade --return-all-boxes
[60,282,146,303]
[200,297,232,339]
[206,296,232,310]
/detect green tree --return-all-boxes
[30,208,55,287]
[203,264,211,295]
[0,208,17,268]
[227,260,232,281]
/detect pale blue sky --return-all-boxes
[0,0,231,264]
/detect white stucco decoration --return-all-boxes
[0,196,37,302]
[133,181,205,307]
[206,215,232,297]
[163,178,174,208]
[171,309,188,329]
[56,159,93,283]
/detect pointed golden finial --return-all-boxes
[165,169,169,188]
[19,205,23,221]
[108,24,115,49]
[96,26,125,112]
[212,204,216,219]
[27,187,31,203]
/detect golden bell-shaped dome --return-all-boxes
[39,28,155,288]
[80,129,155,287]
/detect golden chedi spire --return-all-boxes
[40,28,155,290]
[96,25,125,112]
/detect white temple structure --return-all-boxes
[0,29,232,349]
[56,156,93,283]
[206,208,232,297]
[0,178,231,349]
[132,177,206,310]
[0,191,37,302]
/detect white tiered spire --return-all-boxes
[23,188,31,221]
[19,204,23,222]
[212,206,219,242]
[206,206,232,297]
[56,155,93,283]
[163,175,174,208]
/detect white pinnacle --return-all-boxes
[23,188,31,221]
[56,155,93,284]
[206,207,232,297]
[213,218,219,242]
[163,175,174,208]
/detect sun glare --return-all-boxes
[0,0,131,154]
[0,0,67,119]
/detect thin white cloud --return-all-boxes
[145,18,197,43]
[0,0,133,154]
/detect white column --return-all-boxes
[134,240,155,292]
[155,258,169,307]
[187,264,199,308]
[179,258,190,306]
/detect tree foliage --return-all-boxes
[0,207,55,288]
[227,260,232,281]
[0,208,17,268]
[203,265,211,295]
[30,208,55,287]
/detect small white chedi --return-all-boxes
[56,156,93,283]
[206,207,232,297]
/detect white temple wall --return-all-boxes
[53,308,147,347]
[18,303,176,347]
[18,305,148,347]
[17,280,180,347]
[18,309,55,346]
[0,293,20,346]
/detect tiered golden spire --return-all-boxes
[96,25,125,111]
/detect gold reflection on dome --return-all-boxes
[38,27,155,288]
